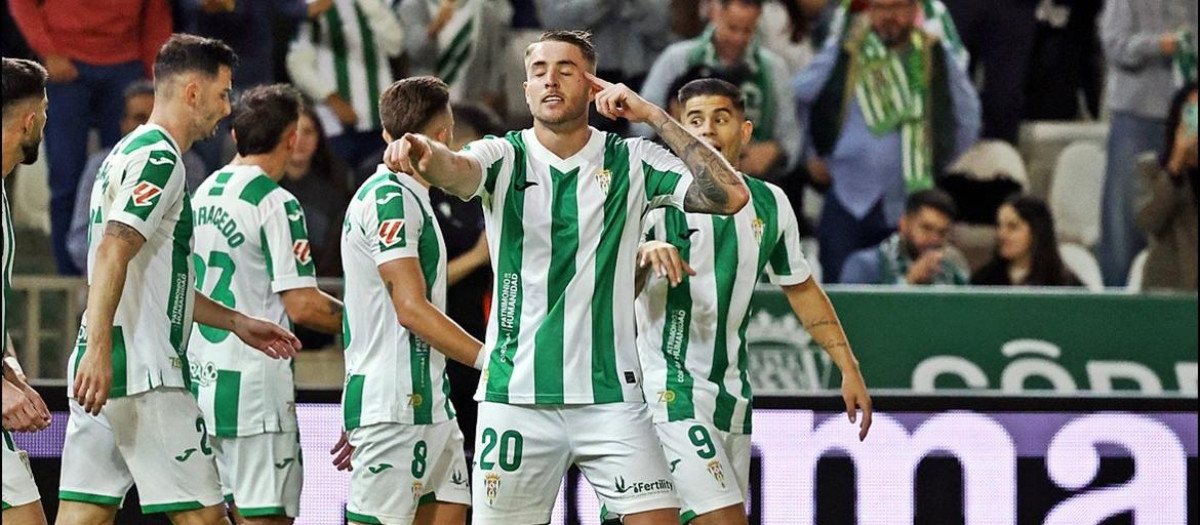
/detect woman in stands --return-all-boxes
[972,195,1082,287]
[1135,82,1198,292]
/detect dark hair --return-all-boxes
[667,64,750,112]
[996,194,1074,286]
[905,188,958,220]
[123,79,156,101]
[1162,81,1198,168]
[2,58,47,117]
[451,102,504,138]
[153,34,238,85]
[779,0,810,43]
[678,78,747,115]
[297,96,349,194]
[232,84,302,156]
[529,30,597,69]
[379,77,450,139]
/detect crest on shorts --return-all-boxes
[484,473,501,505]
[707,459,727,488]
[752,217,765,245]
[412,481,424,501]
[596,168,612,195]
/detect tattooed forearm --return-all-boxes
[103,221,146,247]
[650,114,747,214]
[803,318,840,331]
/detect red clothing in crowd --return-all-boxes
[8,0,172,77]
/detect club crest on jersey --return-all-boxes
[596,168,612,195]
[132,181,163,207]
[378,219,405,247]
[707,459,727,488]
[293,240,312,265]
[752,217,765,244]
[484,473,501,505]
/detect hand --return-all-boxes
[841,369,873,441]
[2,379,49,432]
[638,241,696,288]
[384,133,433,175]
[232,315,302,359]
[1160,33,1180,56]
[905,249,945,285]
[73,338,113,416]
[469,233,490,266]
[307,0,333,18]
[587,72,661,124]
[326,94,359,126]
[806,157,832,188]
[1169,125,1199,176]
[330,431,355,471]
[43,55,78,83]
[16,379,51,429]
[741,142,782,177]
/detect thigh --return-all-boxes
[2,430,42,512]
[421,421,471,507]
[58,399,133,508]
[104,389,224,514]
[652,421,742,521]
[471,403,570,525]
[723,433,753,498]
[217,432,302,519]
[346,423,430,524]
[570,404,679,521]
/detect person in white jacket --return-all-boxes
[287,0,403,171]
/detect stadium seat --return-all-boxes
[1018,121,1109,199]
[1049,141,1106,247]
[1126,249,1149,293]
[1059,243,1104,291]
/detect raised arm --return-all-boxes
[383,134,483,200]
[587,72,749,215]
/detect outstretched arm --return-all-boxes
[383,134,484,201]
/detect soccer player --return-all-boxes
[2,56,53,525]
[635,79,873,525]
[339,77,483,525]
[61,35,301,525]
[188,84,343,525]
[383,31,750,525]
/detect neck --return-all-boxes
[234,152,289,181]
[1,130,20,179]
[1008,255,1032,282]
[147,104,197,153]
[532,116,592,160]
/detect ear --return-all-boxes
[23,111,38,134]
[184,80,201,106]
[382,130,394,143]
[740,120,754,147]
[434,127,450,144]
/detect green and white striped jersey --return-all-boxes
[187,164,318,437]
[636,175,811,434]
[464,128,695,405]
[2,188,13,350]
[67,124,196,398]
[340,167,453,429]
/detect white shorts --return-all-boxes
[472,402,678,525]
[58,388,224,513]
[656,420,751,522]
[346,420,471,524]
[212,431,302,519]
[2,430,40,510]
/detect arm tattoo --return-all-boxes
[652,117,743,214]
[803,318,840,331]
[104,221,146,246]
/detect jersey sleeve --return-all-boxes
[259,195,319,293]
[635,139,694,211]
[764,186,813,286]
[642,207,666,242]
[365,182,424,266]
[107,147,185,240]
[462,136,513,202]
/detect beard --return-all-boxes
[531,99,587,128]
[19,136,40,165]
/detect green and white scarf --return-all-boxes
[1175,28,1198,87]
[829,0,969,69]
[852,29,934,193]
[433,0,480,93]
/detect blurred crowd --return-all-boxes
[2,0,1197,294]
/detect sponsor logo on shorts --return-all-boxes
[368,463,394,474]
[450,470,468,486]
[614,476,674,496]
[484,473,501,506]
[707,459,727,488]
[411,481,424,501]
[275,458,295,469]
[174,448,198,462]
[669,459,682,473]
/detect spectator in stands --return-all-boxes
[286,0,404,171]
[971,194,1081,287]
[65,80,209,273]
[398,0,513,114]
[1097,0,1197,287]
[794,0,980,283]
[1023,0,1104,121]
[1136,82,1198,292]
[841,188,969,285]
[760,0,833,77]
[9,0,172,275]
[638,0,803,179]
[280,101,350,278]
